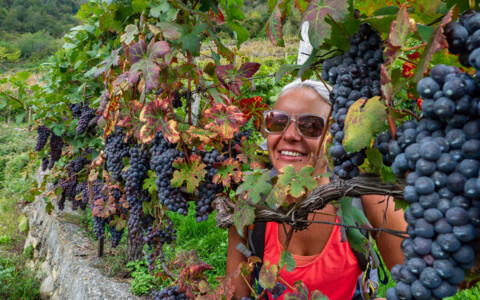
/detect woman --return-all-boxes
[226,80,407,300]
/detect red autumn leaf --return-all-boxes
[212,158,242,188]
[413,9,453,82]
[178,262,213,299]
[92,197,116,219]
[208,8,225,25]
[128,39,171,91]
[234,96,270,129]
[215,62,260,96]
[204,103,246,140]
[139,99,180,144]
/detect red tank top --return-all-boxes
[263,218,362,300]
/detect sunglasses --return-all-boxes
[263,110,325,138]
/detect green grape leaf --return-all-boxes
[109,215,127,231]
[258,261,278,289]
[234,136,269,170]
[365,148,383,169]
[132,0,148,12]
[381,165,397,183]
[172,154,207,193]
[284,280,309,300]
[236,169,272,205]
[204,103,247,140]
[310,290,329,300]
[128,39,171,91]
[227,20,250,48]
[343,96,388,153]
[337,197,370,253]
[265,0,287,47]
[93,48,121,79]
[212,158,242,188]
[17,215,29,234]
[208,27,234,63]
[265,183,289,209]
[178,23,208,56]
[233,197,256,237]
[279,250,296,272]
[121,24,138,44]
[394,198,410,212]
[413,9,453,83]
[417,24,434,43]
[278,166,317,198]
[302,0,349,50]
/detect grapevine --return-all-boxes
[5,0,480,299]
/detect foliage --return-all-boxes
[0,251,42,299]
[2,0,480,298]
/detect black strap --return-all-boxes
[249,222,267,261]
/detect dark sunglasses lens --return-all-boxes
[297,115,324,137]
[265,111,289,133]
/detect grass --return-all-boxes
[0,121,41,299]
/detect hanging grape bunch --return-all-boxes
[384,10,480,297]
[322,23,384,179]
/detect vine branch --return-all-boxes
[213,173,405,232]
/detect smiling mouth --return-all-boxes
[280,150,305,157]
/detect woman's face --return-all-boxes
[267,87,330,173]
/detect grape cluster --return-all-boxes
[104,127,131,181]
[386,64,480,299]
[75,181,88,210]
[89,182,106,239]
[76,106,96,135]
[322,23,384,179]
[48,133,64,169]
[41,157,49,172]
[107,186,125,248]
[58,175,77,211]
[152,286,188,300]
[123,146,151,240]
[35,125,51,152]
[196,149,224,222]
[445,10,480,70]
[373,120,419,167]
[67,155,90,174]
[69,103,83,118]
[150,132,188,215]
[267,282,287,299]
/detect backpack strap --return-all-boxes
[248,222,267,262]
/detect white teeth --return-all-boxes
[280,151,303,157]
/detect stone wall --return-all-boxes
[23,170,142,300]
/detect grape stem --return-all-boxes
[401,43,427,51]
[398,57,417,66]
[241,273,258,298]
[278,276,295,291]
[0,91,58,123]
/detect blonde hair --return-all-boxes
[278,79,331,105]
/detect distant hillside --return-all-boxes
[0,0,85,70]
[0,0,85,37]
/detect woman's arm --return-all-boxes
[361,195,407,270]
[226,226,253,299]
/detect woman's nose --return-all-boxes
[282,120,301,141]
